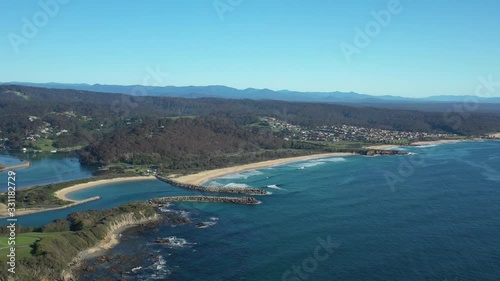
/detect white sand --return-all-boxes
[55,176,156,202]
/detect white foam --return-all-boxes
[148,255,170,279]
[207,181,252,188]
[218,170,263,179]
[266,184,284,190]
[319,157,347,162]
[415,144,437,148]
[158,236,194,248]
[159,207,171,213]
[131,266,142,273]
[224,182,251,188]
[196,220,218,228]
[292,157,347,169]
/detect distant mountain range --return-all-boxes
[2,82,500,104]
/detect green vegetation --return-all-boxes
[0,232,56,261]
[28,138,55,152]
[0,202,157,281]
[2,84,500,153]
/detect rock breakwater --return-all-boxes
[151,196,260,205]
[156,175,268,195]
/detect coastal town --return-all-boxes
[2,114,500,154]
[261,117,459,144]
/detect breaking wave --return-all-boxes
[267,184,285,190]
[293,157,346,169]
[218,170,264,179]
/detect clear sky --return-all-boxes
[1,0,499,97]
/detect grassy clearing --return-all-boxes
[32,138,55,152]
[0,232,58,261]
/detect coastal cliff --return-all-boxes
[73,212,160,262]
[63,212,159,280]
[156,175,269,195]
[0,202,159,281]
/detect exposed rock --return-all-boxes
[155,238,172,244]
[196,222,208,228]
[151,196,260,205]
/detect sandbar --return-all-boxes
[55,176,157,202]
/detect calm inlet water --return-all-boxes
[0,154,26,166]
[0,152,95,190]
[76,141,500,280]
[10,180,199,226]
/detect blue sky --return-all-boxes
[1,0,499,97]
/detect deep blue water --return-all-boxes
[0,152,95,190]
[78,141,500,281]
[4,141,500,280]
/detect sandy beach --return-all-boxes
[0,176,155,218]
[0,196,100,218]
[55,176,157,202]
[174,152,354,185]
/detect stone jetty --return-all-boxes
[150,196,260,205]
[155,175,269,195]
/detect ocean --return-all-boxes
[2,142,500,280]
[75,141,500,280]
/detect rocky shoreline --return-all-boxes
[150,196,261,205]
[156,175,269,195]
[70,212,160,280]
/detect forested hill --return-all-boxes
[2,84,499,137]
[2,84,500,169]
[78,116,285,169]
